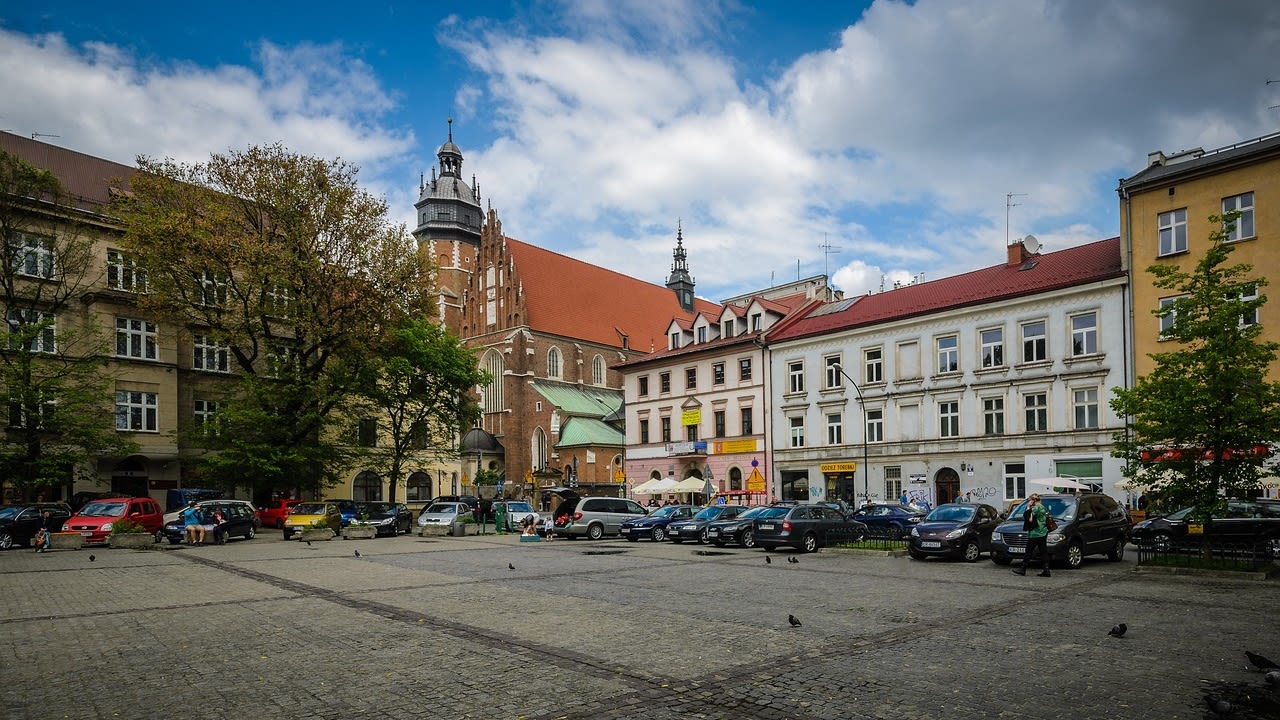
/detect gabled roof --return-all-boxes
[530,379,622,418]
[615,332,762,369]
[768,237,1123,343]
[504,237,718,350]
[0,132,136,213]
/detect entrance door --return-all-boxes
[935,467,960,505]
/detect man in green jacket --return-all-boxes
[1012,493,1051,577]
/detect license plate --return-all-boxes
[921,541,941,548]
[708,529,719,536]
[622,528,632,534]
[80,532,93,537]
[759,524,774,530]
[1008,546,1025,554]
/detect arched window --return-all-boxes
[532,427,548,471]
[482,349,504,413]
[729,467,743,491]
[406,471,432,502]
[353,471,383,502]
[592,354,606,385]
[547,346,562,379]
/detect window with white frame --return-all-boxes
[788,360,805,393]
[884,466,902,503]
[115,390,158,432]
[8,390,56,429]
[1071,312,1098,356]
[193,269,227,307]
[115,317,157,360]
[1236,284,1259,327]
[1158,208,1188,256]
[722,319,734,337]
[1073,387,1099,429]
[193,399,218,435]
[192,334,229,373]
[670,331,680,349]
[981,327,1004,368]
[712,362,725,385]
[265,282,293,317]
[1021,320,1046,363]
[824,355,843,389]
[697,326,707,343]
[1024,392,1048,432]
[1222,192,1255,242]
[751,313,762,331]
[865,347,883,383]
[107,249,146,292]
[12,231,54,278]
[7,308,55,353]
[592,355,605,385]
[1158,296,1182,338]
[1004,462,1026,501]
[936,335,958,374]
[739,357,752,381]
[265,343,298,378]
[826,412,843,445]
[547,346,562,379]
[983,397,1005,435]
[867,408,884,442]
[938,400,959,437]
[789,416,805,447]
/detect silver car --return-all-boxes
[417,502,472,527]
[551,495,648,540]
[494,501,538,531]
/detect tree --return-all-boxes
[111,145,432,496]
[355,318,488,502]
[1110,211,1280,525]
[0,151,138,498]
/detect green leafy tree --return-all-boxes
[111,145,432,495]
[0,151,138,498]
[355,318,488,502]
[1111,211,1280,525]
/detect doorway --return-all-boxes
[934,467,960,505]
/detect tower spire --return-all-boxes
[665,220,695,312]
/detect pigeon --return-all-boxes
[1108,623,1127,638]
[353,549,361,558]
[1205,694,1235,716]
[765,556,771,564]
[306,541,312,546]
[787,556,799,564]
[1246,651,1279,670]
[88,555,95,562]
[1265,670,1280,686]
[508,563,515,570]
[787,614,802,627]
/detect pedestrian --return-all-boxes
[34,510,57,552]
[1137,493,1148,511]
[477,498,492,534]
[182,501,206,545]
[899,490,908,505]
[1012,493,1051,577]
[542,514,556,540]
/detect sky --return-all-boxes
[2,1,1279,303]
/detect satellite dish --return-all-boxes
[1021,235,1041,254]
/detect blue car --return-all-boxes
[323,498,362,527]
[619,505,697,542]
[847,503,928,538]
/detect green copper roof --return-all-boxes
[557,417,624,448]
[530,380,623,417]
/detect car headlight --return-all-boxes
[944,529,965,540]
[909,527,919,537]
[1047,531,1065,545]
[992,531,1003,542]
[102,522,113,532]
[374,518,392,525]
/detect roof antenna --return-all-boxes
[447,115,453,142]
[31,132,60,140]
[820,233,842,284]
[1006,192,1027,247]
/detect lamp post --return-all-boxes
[832,363,869,506]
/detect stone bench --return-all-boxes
[48,532,85,550]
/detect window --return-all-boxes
[685,422,698,442]
[405,472,432,502]
[1222,192,1255,242]
[788,360,805,393]
[712,362,725,385]
[697,326,707,343]
[980,328,1004,368]
[638,376,649,397]
[897,340,919,380]
[592,355,605,385]
[12,231,54,278]
[739,357,752,381]
[8,390,55,429]
[1073,388,1099,429]
[660,372,671,393]
[1236,285,1259,327]
[670,331,681,349]
[826,413,843,445]
[1004,463,1026,501]
[865,348,883,383]
[265,344,297,378]
[1158,208,1188,256]
[358,418,378,447]
[824,355,843,388]
[938,400,959,437]
[1071,312,1097,356]
[714,410,726,437]
[193,399,218,436]
[660,417,671,442]
[722,319,734,337]
[193,270,227,307]
[741,407,754,435]
[884,466,902,503]
[936,335,958,373]
[115,317,157,360]
[1024,392,1048,433]
[685,367,697,390]
[192,334,229,373]
[107,249,146,292]
[788,416,805,447]
[115,390,157,432]
[983,397,1005,435]
[265,282,293,317]
[1021,320,1046,363]
[751,313,762,331]
[482,350,504,413]
[867,409,884,442]
[547,347,561,379]
[7,308,55,353]
[639,417,650,444]
[353,472,382,502]
[1158,296,1181,338]
[532,428,547,471]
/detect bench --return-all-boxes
[48,532,84,550]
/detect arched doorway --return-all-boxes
[934,467,960,505]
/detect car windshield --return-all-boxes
[734,506,769,520]
[693,506,724,521]
[1164,506,1195,521]
[0,506,23,520]
[505,502,533,513]
[424,503,459,514]
[926,505,975,523]
[649,505,683,519]
[758,506,791,519]
[363,503,391,514]
[80,501,126,517]
[292,503,327,515]
[1006,497,1075,521]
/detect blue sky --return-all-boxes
[3,1,1278,302]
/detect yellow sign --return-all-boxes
[820,462,858,473]
[680,408,701,426]
[1188,523,1203,535]
[613,468,626,482]
[525,469,534,484]
[713,439,758,454]
[746,467,766,492]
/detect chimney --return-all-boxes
[1007,241,1030,267]
[1147,150,1167,168]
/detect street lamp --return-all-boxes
[831,363,869,506]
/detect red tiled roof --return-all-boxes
[768,237,1123,343]
[503,237,718,351]
[0,132,135,212]
[615,331,762,369]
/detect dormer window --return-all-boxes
[697,326,707,343]
[670,331,680,349]
[722,320,734,336]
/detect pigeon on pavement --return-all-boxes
[787,614,802,627]
[1205,694,1235,716]
[88,555,95,562]
[765,556,771,564]
[1265,670,1280,686]
[508,563,515,570]
[306,541,312,546]
[1246,651,1279,670]
[787,556,799,564]
[354,549,361,558]
[1108,623,1127,638]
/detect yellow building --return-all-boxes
[1118,132,1280,378]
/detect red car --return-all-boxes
[63,496,164,545]
[256,499,302,529]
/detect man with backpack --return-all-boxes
[1012,493,1052,577]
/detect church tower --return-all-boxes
[665,222,696,312]
[413,118,483,332]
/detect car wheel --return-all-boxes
[699,529,709,544]
[962,540,981,562]
[0,531,12,550]
[802,532,818,553]
[245,526,256,541]
[652,527,666,542]
[991,555,1012,566]
[741,529,755,549]
[762,544,776,552]
[1065,540,1083,569]
[587,523,604,541]
[1106,535,1125,561]
[1151,532,1172,553]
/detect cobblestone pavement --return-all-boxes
[2,532,1278,719]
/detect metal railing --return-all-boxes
[825,525,910,551]
[1135,534,1278,572]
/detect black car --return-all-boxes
[708,506,770,548]
[0,503,72,549]
[1130,499,1280,557]
[667,504,748,543]
[358,501,414,536]
[753,503,868,553]
[159,500,260,545]
[907,503,1002,562]
[847,503,928,538]
[619,505,697,542]
[990,493,1129,569]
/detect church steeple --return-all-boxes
[665,221,696,312]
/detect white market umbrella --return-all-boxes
[636,477,678,495]
[1028,477,1090,491]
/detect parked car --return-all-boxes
[847,503,928,538]
[667,504,749,544]
[323,498,362,527]
[431,495,480,513]
[1130,499,1280,557]
[708,506,771,548]
[493,500,538,532]
[990,493,1129,569]
[159,500,260,545]
[0,503,73,550]
[417,502,473,528]
[283,501,344,540]
[753,503,868,553]
[68,491,113,513]
[256,499,302,529]
[620,504,696,542]
[63,496,164,545]
[358,502,414,536]
[908,503,1002,562]
[552,494,648,540]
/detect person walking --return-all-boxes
[1012,493,1051,577]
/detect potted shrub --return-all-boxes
[108,518,156,549]
[300,519,336,542]
[342,513,377,540]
